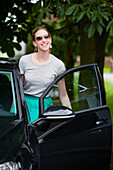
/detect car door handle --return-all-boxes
[96,120,104,125]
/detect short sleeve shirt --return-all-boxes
[19,54,66,97]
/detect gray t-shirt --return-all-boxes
[19,54,66,97]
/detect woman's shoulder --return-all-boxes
[51,54,64,65]
[20,53,31,61]
[51,54,66,73]
[19,53,33,65]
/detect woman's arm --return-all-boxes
[21,74,24,85]
[57,78,72,109]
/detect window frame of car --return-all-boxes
[38,63,105,118]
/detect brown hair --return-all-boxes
[32,27,51,41]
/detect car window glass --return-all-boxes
[0,71,17,116]
[43,67,100,112]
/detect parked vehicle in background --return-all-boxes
[0,58,112,170]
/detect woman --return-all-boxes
[19,27,71,123]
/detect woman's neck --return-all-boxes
[38,50,49,60]
[32,51,52,65]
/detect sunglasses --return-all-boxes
[35,34,50,41]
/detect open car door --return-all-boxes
[32,63,112,170]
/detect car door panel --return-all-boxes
[33,64,112,170]
[37,105,111,170]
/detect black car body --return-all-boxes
[0,57,112,170]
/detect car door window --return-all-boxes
[42,66,101,113]
[0,71,16,116]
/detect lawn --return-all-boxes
[104,80,113,170]
[104,80,113,120]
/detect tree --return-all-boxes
[0,0,33,57]
[0,0,113,76]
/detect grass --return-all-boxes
[104,80,113,170]
[104,80,113,120]
[104,67,111,73]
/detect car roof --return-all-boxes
[0,57,19,69]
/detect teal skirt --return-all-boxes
[24,94,53,123]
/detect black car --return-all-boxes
[0,57,112,170]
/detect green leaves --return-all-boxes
[73,6,79,16]
[106,21,113,32]
[35,11,44,25]
[65,1,113,38]
[85,22,104,38]
[66,0,71,4]
[88,23,95,38]
[91,13,97,22]
[13,42,22,51]
[65,4,85,22]
[96,23,103,36]
[65,4,77,16]
[7,46,15,58]
[85,22,95,38]
[0,0,113,57]
[46,9,52,20]
[77,11,85,22]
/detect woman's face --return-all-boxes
[33,29,51,52]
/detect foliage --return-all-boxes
[0,0,113,57]
[0,0,33,57]
[32,0,113,37]
[60,1,111,33]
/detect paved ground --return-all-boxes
[104,73,113,85]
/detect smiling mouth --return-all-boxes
[41,43,49,47]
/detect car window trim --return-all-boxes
[94,65,102,106]
[0,71,17,115]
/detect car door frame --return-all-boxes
[34,63,112,170]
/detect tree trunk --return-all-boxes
[65,40,74,70]
[65,40,74,101]
[78,17,109,78]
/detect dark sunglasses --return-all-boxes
[35,34,50,41]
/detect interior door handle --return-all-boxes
[96,120,104,125]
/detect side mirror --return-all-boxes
[31,105,75,132]
[42,105,75,120]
